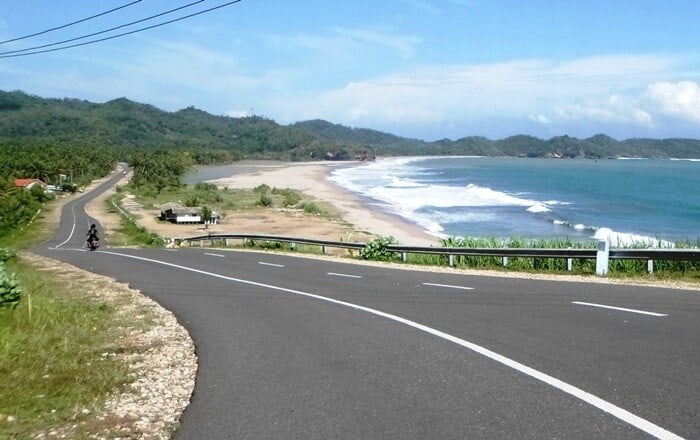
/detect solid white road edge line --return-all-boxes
[327,272,362,279]
[572,301,668,317]
[55,201,79,249]
[99,250,683,440]
[422,282,474,291]
[259,261,285,268]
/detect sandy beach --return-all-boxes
[207,161,440,247]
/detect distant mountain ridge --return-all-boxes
[1,90,699,160]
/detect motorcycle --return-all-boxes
[86,239,99,251]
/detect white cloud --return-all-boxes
[332,27,423,59]
[294,55,681,130]
[556,95,653,126]
[647,81,700,124]
[530,114,551,124]
[282,27,422,62]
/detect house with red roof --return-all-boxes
[13,178,48,191]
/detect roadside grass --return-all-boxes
[0,258,137,439]
[0,198,65,249]
[400,236,700,282]
[107,193,165,247]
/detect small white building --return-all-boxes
[159,204,220,225]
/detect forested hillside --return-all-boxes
[2,89,700,161]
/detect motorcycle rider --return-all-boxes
[86,223,99,249]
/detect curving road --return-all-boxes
[38,169,699,439]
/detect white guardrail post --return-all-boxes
[595,240,610,276]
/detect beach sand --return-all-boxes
[206,161,440,246]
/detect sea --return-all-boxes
[187,157,700,247]
[327,156,700,247]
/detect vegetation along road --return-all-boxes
[37,167,699,440]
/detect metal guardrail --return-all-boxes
[176,233,366,252]
[176,233,700,275]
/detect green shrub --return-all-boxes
[194,182,218,191]
[0,262,21,309]
[301,202,323,215]
[184,196,199,207]
[283,193,300,207]
[256,194,273,207]
[61,183,77,193]
[0,248,16,263]
[361,236,399,261]
[254,183,271,194]
[272,188,301,207]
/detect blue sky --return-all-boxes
[1,0,699,141]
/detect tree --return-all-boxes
[200,206,213,229]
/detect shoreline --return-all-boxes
[207,161,440,247]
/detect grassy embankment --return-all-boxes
[0,197,154,439]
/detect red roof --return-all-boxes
[13,178,46,187]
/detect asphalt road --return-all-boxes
[38,169,699,439]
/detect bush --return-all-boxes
[0,262,21,309]
[361,236,399,261]
[0,248,16,263]
[194,182,218,191]
[256,194,273,207]
[283,193,301,207]
[61,183,77,193]
[254,183,271,194]
[301,202,323,215]
[272,188,301,207]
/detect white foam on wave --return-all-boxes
[592,227,674,248]
[553,220,597,232]
[329,156,558,236]
[362,182,550,213]
[527,204,550,213]
[385,176,428,188]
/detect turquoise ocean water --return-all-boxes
[328,157,700,246]
[189,157,700,246]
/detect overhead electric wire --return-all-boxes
[0,0,242,59]
[0,0,205,56]
[0,0,143,45]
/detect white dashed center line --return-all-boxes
[422,282,474,291]
[328,272,362,279]
[204,252,226,258]
[572,301,667,317]
[259,261,284,268]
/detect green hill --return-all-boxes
[2,89,699,160]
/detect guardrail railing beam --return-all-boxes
[174,234,699,275]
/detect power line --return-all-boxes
[0,0,143,45]
[0,0,205,56]
[0,0,242,59]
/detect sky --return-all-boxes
[1,0,699,141]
